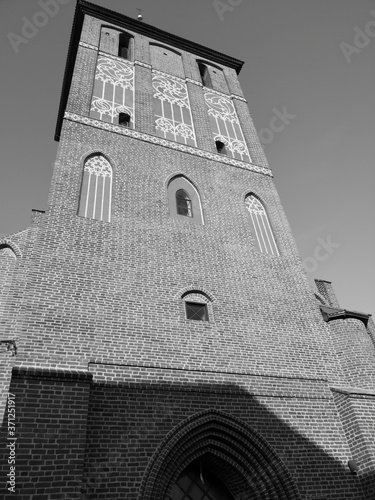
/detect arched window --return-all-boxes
[168,176,203,224]
[78,154,112,222]
[245,194,279,256]
[182,291,212,322]
[176,189,192,217]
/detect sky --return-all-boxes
[0,0,374,314]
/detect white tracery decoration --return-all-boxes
[90,56,134,125]
[152,73,196,146]
[245,195,279,256]
[78,155,113,222]
[204,92,251,162]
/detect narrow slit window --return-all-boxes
[185,302,208,321]
[198,62,212,89]
[118,33,131,59]
[176,189,192,217]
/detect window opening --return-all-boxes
[185,302,208,321]
[198,62,212,89]
[119,112,131,127]
[176,189,193,217]
[215,140,227,155]
[118,33,131,59]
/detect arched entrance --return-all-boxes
[139,410,301,500]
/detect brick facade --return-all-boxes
[1,2,374,499]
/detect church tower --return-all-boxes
[1,2,375,499]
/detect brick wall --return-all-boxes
[81,364,362,499]
[327,319,375,387]
[333,389,375,499]
[0,368,91,500]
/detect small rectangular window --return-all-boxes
[215,140,227,155]
[119,112,131,127]
[185,302,208,321]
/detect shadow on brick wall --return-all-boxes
[1,373,374,500]
[80,377,370,500]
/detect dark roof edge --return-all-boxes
[320,305,371,326]
[55,0,244,141]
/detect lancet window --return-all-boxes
[90,56,134,127]
[167,176,203,224]
[78,155,112,222]
[245,194,279,255]
[204,92,251,162]
[153,72,196,146]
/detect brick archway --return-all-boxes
[139,410,301,500]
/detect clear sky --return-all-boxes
[1,0,374,314]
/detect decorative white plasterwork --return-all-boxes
[152,72,196,146]
[231,94,247,103]
[90,56,134,125]
[187,82,248,103]
[63,112,273,177]
[134,60,152,69]
[204,91,251,162]
[186,78,203,87]
[245,194,279,256]
[78,46,151,71]
[79,41,98,51]
[77,43,247,104]
[184,79,247,103]
[80,155,112,222]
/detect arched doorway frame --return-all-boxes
[139,409,301,500]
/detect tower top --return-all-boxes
[55,0,244,141]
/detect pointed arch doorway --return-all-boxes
[140,410,301,500]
